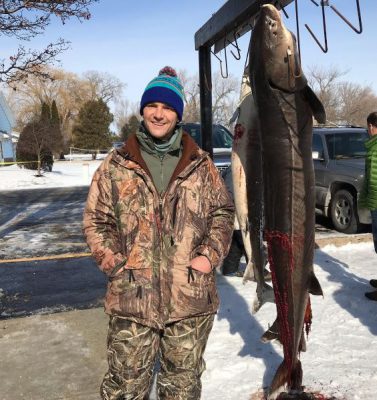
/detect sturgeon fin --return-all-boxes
[308,271,323,296]
[252,282,275,313]
[302,85,326,124]
[268,360,303,399]
[261,318,280,343]
[299,331,307,353]
[242,260,256,283]
[229,106,240,124]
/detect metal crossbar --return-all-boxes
[194,0,365,156]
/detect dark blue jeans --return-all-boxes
[371,209,377,253]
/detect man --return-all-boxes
[83,66,234,399]
[359,111,377,301]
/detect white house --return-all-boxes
[0,91,16,164]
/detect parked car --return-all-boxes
[181,122,233,173]
[312,126,371,234]
[112,141,124,150]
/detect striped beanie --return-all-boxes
[140,66,184,121]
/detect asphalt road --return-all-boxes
[0,256,106,319]
[0,186,371,320]
[0,187,104,319]
[0,186,90,259]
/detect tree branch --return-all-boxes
[0,0,97,85]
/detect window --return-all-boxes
[181,123,233,149]
[325,130,368,159]
[213,126,233,148]
[312,134,324,158]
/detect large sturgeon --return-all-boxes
[231,69,274,312]
[248,4,325,398]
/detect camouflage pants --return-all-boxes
[101,314,215,400]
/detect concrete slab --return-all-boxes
[0,308,108,400]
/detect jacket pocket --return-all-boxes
[108,267,152,319]
[109,258,127,278]
[172,265,219,317]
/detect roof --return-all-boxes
[313,126,368,135]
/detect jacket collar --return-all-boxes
[116,130,205,183]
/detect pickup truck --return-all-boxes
[312,126,371,234]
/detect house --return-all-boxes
[0,91,16,164]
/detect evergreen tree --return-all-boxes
[120,114,140,142]
[50,100,64,157]
[41,102,51,124]
[16,101,63,175]
[72,98,113,159]
[51,100,61,126]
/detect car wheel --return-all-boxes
[330,189,360,234]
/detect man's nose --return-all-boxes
[154,106,164,119]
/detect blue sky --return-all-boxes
[1,0,376,104]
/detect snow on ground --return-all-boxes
[203,243,377,399]
[1,157,377,399]
[0,158,103,191]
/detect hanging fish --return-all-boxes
[248,4,325,398]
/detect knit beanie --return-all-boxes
[140,66,184,121]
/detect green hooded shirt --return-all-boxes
[359,134,377,210]
[136,123,182,194]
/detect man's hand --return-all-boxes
[191,255,212,274]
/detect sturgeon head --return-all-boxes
[250,4,326,123]
[252,4,307,93]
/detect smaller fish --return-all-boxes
[231,68,274,312]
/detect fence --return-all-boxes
[67,147,110,161]
[0,160,40,167]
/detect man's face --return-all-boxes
[143,102,178,140]
[368,124,377,137]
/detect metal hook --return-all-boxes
[330,0,362,34]
[211,41,229,79]
[242,26,253,72]
[294,0,302,66]
[227,32,241,60]
[304,0,328,53]
[274,0,289,19]
[244,42,250,71]
[221,37,229,78]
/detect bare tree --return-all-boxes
[212,71,238,127]
[6,66,126,146]
[113,97,140,134]
[0,0,97,87]
[307,65,377,126]
[82,70,125,103]
[337,82,377,127]
[180,69,238,127]
[179,70,201,123]
[307,65,348,124]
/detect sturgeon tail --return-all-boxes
[242,259,256,282]
[268,360,303,399]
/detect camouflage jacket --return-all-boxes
[83,132,234,329]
